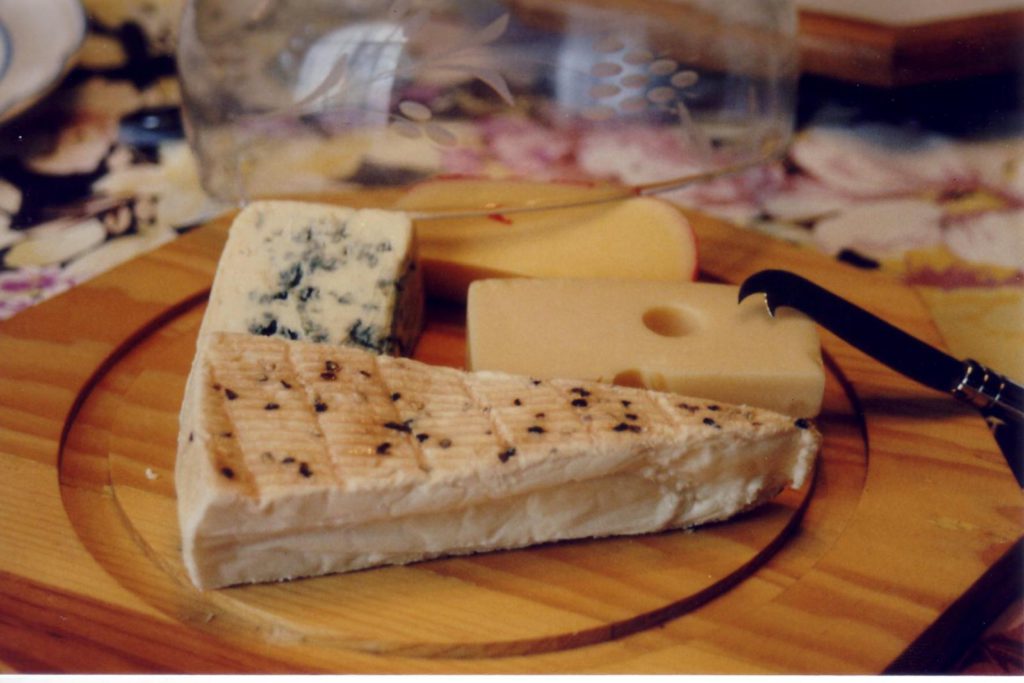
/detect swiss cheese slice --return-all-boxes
[177,331,820,589]
[467,279,824,417]
[394,179,698,301]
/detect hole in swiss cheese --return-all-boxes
[642,305,697,337]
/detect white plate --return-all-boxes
[0,0,86,125]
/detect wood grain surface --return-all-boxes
[0,193,1020,673]
[798,7,1024,87]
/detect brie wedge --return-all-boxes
[177,332,821,589]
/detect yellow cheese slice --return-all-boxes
[467,278,825,417]
[395,177,632,213]
[395,179,698,301]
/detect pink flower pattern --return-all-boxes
[0,265,77,318]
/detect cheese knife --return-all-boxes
[739,269,1023,484]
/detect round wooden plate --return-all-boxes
[56,269,862,661]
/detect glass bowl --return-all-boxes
[178,0,797,213]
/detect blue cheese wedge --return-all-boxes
[177,332,821,590]
[199,200,422,356]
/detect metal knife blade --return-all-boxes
[738,269,1024,430]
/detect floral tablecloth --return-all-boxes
[0,0,1020,674]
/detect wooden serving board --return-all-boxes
[796,2,1024,87]
[0,194,1020,673]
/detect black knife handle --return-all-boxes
[955,361,1024,486]
[956,359,1024,426]
[984,407,1024,487]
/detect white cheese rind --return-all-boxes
[177,332,821,590]
[200,200,423,355]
